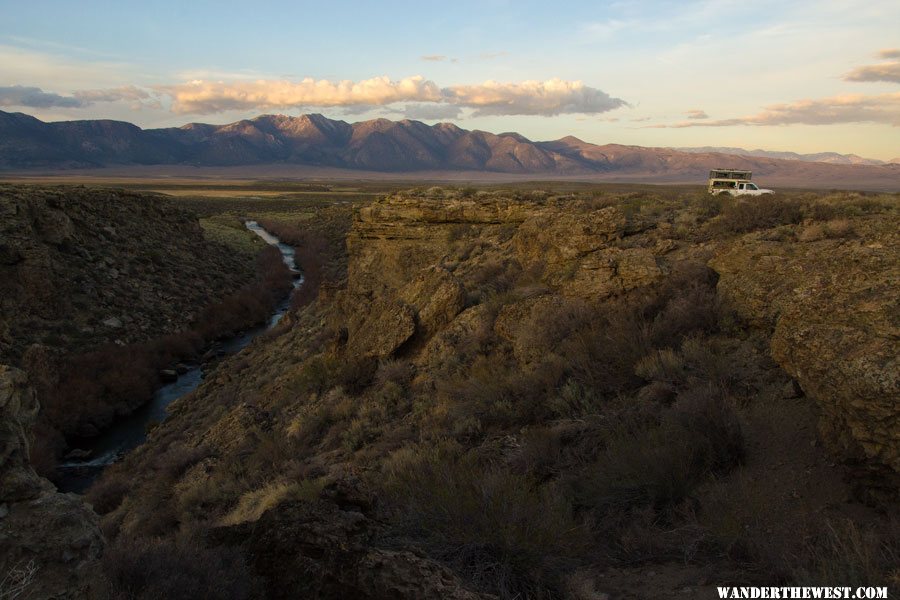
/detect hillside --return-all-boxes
[2,110,898,190]
[0,185,302,598]
[0,184,294,474]
[0,186,259,365]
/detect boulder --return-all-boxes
[398,266,466,339]
[346,298,417,358]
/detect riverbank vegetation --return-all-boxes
[32,241,293,476]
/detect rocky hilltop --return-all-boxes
[2,110,899,189]
[92,188,899,598]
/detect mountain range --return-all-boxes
[674,146,900,166]
[1,110,898,189]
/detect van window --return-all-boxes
[747,183,758,190]
[738,183,745,190]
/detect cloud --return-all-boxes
[160,76,443,114]
[157,76,627,117]
[648,93,900,128]
[445,78,627,116]
[844,61,900,84]
[478,51,508,60]
[0,84,165,111]
[73,85,152,103]
[686,109,709,119]
[420,55,458,64]
[878,48,900,59]
[0,85,84,108]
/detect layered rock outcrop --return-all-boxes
[341,194,667,358]
[0,365,103,598]
[710,214,899,485]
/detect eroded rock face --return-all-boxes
[0,365,104,598]
[710,214,899,484]
[513,206,662,297]
[513,206,626,269]
[341,195,664,359]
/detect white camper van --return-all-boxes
[707,169,774,196]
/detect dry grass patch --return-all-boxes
[220,479,325,526]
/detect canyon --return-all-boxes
[1,183,897,598]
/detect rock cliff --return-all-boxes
[340,193,668,358]
[0,365,103,598]
[710,213,899,488]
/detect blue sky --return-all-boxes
[1,0,898,159]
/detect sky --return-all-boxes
[1,0,898,159]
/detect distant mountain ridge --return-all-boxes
[1,110,898,190]
[674,146,897,166]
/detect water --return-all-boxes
[55,221,302,493]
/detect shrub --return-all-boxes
[573,385,743,513]
[375,359,414,388]
[652,282,719,342]
[692,194,724,220]
[381,448,588,598]
[793,519,900,589]
[719,198,803,233]
[436,353,564,431]
[101,536,260,600]
[824,218,854,238]
[798,224,826,242]
[335,356,378,396]
[634,349,686,386]
[0,559,38,600]
[467,258,522,302]
[154,444,210,480]
[548,379,603,418]
[670,385,744,474]
[86,472,131,515]
[288,354,339,396]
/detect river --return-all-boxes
[56,221,302,493]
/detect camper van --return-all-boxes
[707,169,774,196]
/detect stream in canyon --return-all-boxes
[56,221,302,493]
